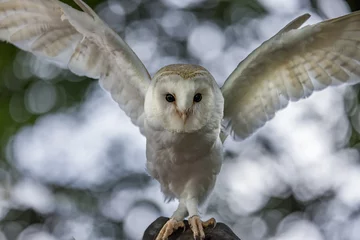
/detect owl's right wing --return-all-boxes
[0,0,150,133]
[221,12,360,140]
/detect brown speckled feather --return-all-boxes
[155,64,209,80]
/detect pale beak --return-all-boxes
[176,108,189,123]
[179,112,188,122]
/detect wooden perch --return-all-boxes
[143,217,241,240]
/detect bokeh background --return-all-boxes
[1,0,360,239]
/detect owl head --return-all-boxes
[144,64,224,133]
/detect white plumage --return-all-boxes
[1,0,360,239]
[222,13,360,139]
[0,0,150,132]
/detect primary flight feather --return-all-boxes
[0,0,150,132]
[222,11,360,139]
[1,0,360,239]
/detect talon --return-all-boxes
[155,218,185,240]
[189,215,215,240]
[202,217,217,229]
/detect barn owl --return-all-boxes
[1,0,360,239]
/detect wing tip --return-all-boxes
[279,13,311,34]
[73,0,98,19]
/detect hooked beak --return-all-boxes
[179,112,188,122]
[176,108,190,123]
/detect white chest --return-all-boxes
[144,123,223,199]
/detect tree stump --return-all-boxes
[143,217,241,240]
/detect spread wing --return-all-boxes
[221,12,360,140]
[0,0,150,133]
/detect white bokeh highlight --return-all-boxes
[3,0,360,239]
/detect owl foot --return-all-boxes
[155,218,185,240]
[189,215,216,240]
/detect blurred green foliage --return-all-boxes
[0,0,360,239]
[0,0,268,165]
[0,0,268,239]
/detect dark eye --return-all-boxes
[193,93,202,102]
[165,94,175,102]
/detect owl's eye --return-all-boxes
[193,93,202,102]
[165,94,175,102]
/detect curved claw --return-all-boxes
[202,217,217,229]
[189,216,217,240]
[155,218,185,240]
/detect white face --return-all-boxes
[144,67,224,133]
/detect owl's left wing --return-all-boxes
[221,11,360,140]
[0,0,150,133]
